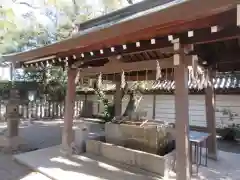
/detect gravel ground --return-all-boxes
[0,121,62,150]
[18,123,62,150]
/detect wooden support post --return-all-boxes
[48,102,50,117]
[62,68,77,155]
[205,68,218,160]
[152,94,156,120]
[114,79,122,118]
[174,40,191,180]
[83,93,87,116]
[237,4,240,27]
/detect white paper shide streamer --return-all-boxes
[98,72,102,88]
[121,70,126,88]
[204,69,210,88]
[156,60,162,80]
[88,78,93,88]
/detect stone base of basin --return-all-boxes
[105,122,175,154]
[86,139,175,177]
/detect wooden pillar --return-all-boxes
[84,93,87,115]
[152,94,156,119]
[205,68,218,160]
[62,68,77,154]
[174,40,191,180]
[114,80,122,118]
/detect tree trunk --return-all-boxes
[93,80,137,121]
[123,92,136,117]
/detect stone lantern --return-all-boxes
[0,88,25,150]
[6,89,20,136]
[27,90,36,125]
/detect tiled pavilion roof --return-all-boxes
[2,0,239,74]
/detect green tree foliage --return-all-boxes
[0,6,16,30]
[0,6,17,54]
[92,80,129,122]
[0,1,76,101]
[1,0,136,53]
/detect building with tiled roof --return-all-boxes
[77,73,240,94]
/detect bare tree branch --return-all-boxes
[13,1,40,9]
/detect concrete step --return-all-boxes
[14,145,163,180]
[79,153,163,180]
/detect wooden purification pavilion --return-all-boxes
[3,0,240,179]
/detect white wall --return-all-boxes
[215,95,240,126]
[0,67,10,81]
[154,95,240,127]
[85,94,240,127]
[155,95,207,127]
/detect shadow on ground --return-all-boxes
[217,139,240,154]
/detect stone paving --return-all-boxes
[15,146,161,180]
[0,152,50,180]
[0,120,62,150]
[14,145,240,180]
[0,120,240,180]
[0,119,102,180]
[0,121,61,180]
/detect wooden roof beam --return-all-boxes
[79,56,193,77]
[99,72,174,81]
[72,25,240,67]
[177,25,240,45]
[217,62,240,72]
[62,4,238,60]
[211,26,223,33]
[237,4,240,26]
[72,38,171,66]
[20,25,240,69]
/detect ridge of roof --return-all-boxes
[78,0,180,31]
[75,0,182,38]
